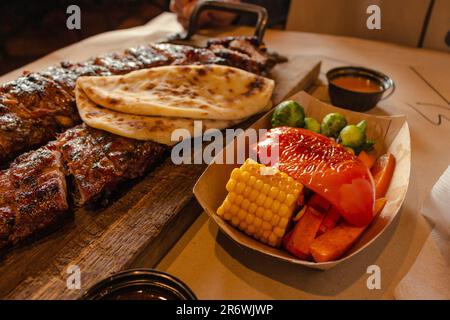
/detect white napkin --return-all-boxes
[394,166,450,300]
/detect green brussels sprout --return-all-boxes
[320,113,347,137]
[339,124,365,148]
[304,117,321,133]
[271,100,305,128]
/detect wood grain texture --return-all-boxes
[0,55,321,300]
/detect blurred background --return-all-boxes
[0,0,448,75]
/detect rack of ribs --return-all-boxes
[0,124,166,253]
[0,36,274,165]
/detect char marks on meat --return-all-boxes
[56,124,166,206]
[0,125,166,252]
[0,37,273,165]
[0,145,69,251]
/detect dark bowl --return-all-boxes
[81,269,196,300]
[326,66,395,112]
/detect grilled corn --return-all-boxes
[217,159,303,247]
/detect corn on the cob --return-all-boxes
[217,159,303,247]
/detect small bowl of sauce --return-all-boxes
[81,269,196,300]
[326,66,395,112]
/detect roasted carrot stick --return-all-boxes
[371,153,396,198]
[357,150,376,169]
[318,206,341,235]
[283,206,324,259]
[310,198,387,262]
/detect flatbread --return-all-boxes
[76,64,274,120]
[76,87,243,146]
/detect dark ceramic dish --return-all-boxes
[326,66,395,112]
[81,269,196,300]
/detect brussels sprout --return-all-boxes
[271,100,305,128]
[304,117,321,133]
[339,124,365,148]
[320,113,347,137]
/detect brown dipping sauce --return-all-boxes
[331,76,383,93]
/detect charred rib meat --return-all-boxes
[0,145,69,251]
[56,124,166,207]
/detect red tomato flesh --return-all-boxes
[258,127,375,227]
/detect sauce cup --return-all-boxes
[326,66,395,112]
[81,269,196,300]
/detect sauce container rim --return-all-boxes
[80,268,197,300]
[326,66,394,94]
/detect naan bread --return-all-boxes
[76,64,274,120]
[76,88,244,146]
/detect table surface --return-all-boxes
[2,12,449,300]
[140,13,450,300]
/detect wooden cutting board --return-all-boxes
[0,55,321,299]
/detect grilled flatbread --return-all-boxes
[76,64,274,120]
[76,88,244,146]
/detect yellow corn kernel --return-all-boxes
[242,186,252,198]
[237,209,246,220]
[222,199,231,211]
[228,192,237,202]
[231,168,240,180]
[263,209,273,222]
[277,191,286,202]
[248,175,256,186]
[241,198,250,210]
[268,233,278,247]
[254,179,263,191]
[261,183,270,195]
[235,182,245,194]
[270,214,280,226]
[236,195,244,206]
[226,179,236,192]
[262,221,272,230]
[263,197,273,209]
[246,214,255,224]
[285,194,295,207]
[268,186,279,199]
[230,205,239,215]
[273,227,284,237]
[249,189,258,202]
[256,194,266,206]
[272,200,280,212]
[241,171,250,182]
[254,217,263,228]
[216,159,304,248]
[255,207,265,218]
[279,217,289,229]
[280,204,291,217]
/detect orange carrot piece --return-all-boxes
[318,206,341,235]
[283,206,324,259]
[310,198,387,262]
[371,153,396,198]
[358,151,376,169]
